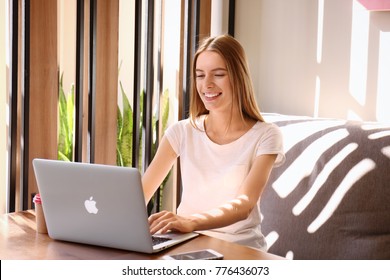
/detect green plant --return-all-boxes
[116,83,170,212]
[116,81,134,167]
[117,85,170,168]
[58,73,74,161]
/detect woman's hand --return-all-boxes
[148,211,197,234]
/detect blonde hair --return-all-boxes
[189,34,264,127]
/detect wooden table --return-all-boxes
[0,210,284,260]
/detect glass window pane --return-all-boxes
[58,0,77,162]
[117,0,135,167]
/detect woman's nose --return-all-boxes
[204,76,214,87]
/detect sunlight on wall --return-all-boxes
[314,76,321,118]
[314,0,324,118]
[237,0,390,122]
[316,0,324,64]
[376,31,390,122]
[347,109,363,121]
[349,0,370,107]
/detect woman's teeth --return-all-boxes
[204,92,220,98]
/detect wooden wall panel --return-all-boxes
[199,0,211,42]
[27,0,58,208]
[93,0,119,165]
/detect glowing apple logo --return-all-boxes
[84,196,98,214]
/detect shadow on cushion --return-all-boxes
[261,114,390,259]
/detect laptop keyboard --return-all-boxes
[152,236,172,246]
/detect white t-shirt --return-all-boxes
[165,115,285,250]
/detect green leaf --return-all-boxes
[58,73,68,160]
[66,85,75,160]
[58,151,70,162]
[116,105,123,166]
[116,146,124,167]
[119,81,133,167]
[161,89,170,132]
[58,72,74,161]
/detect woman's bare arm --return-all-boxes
[142,136,178,204]
[148,154,277,234]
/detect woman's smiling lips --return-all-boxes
[203,92,222,101]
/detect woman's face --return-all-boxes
[195,51,233,113]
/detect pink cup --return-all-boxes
[33,194,48,234]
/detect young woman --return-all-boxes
[142,34,285,250]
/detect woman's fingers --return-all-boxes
[148,211,195,234]
[148,211,176,234]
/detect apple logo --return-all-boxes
[84,196,98,214]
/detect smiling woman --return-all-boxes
[142,35,285,251]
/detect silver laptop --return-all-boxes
[32,158,198,253]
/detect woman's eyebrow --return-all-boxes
[195,67,227,72]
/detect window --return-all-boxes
[3,0,233,214]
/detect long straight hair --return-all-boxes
[189,34,264,128]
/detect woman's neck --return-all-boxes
[204,111,256,145]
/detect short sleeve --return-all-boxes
[164,120,186,156]
[256,123,285,167]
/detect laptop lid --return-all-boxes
[32,159,197,254]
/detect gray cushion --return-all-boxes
[261,114,390,259]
